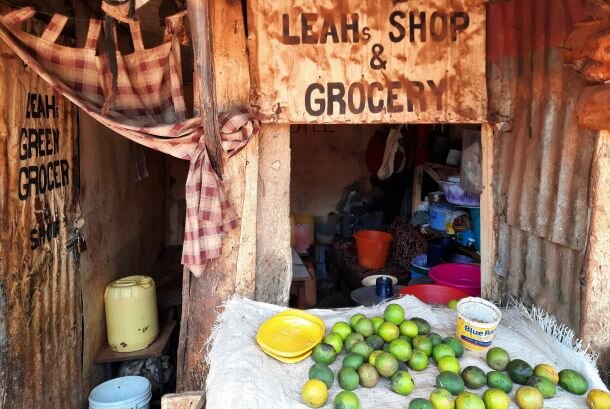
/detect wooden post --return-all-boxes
[480,123,499,300]
[254,124,292,305]
[177,0,258,393]
[580,130,610,378]
[186,0,223,175]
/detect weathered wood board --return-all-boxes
[247,0,487,124]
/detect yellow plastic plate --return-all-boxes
[256,314,324,357]
[276,309,325,329]
[258,343,312,363]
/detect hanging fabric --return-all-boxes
[0,8,260,277]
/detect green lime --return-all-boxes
[375,351,399,377]
[324,333,344,354]
[349,313,366,329]
[448,299,458,309]
[384,304,406,325]
[486,347,510,371]
[411,317,430,335]
[487,371,513,394]
[371,317,385,334]
[438,356,461,374]
[429,388,456,409]
[334,390,360,409]
[408,349,429,371]
[351,341,374,360]
[309,363,334,388]
[558,369,589,395]
[378,321,400,343]
[482,388,510,409]
[368,350,383,366]
[354,318,374,337]
[391,370,415,395]
[344,333,365,352]
[413,335,433,356]
[455,391,485,409]
[409,398,434,409]
[358,363,379,388]
[428,332,443,347]
[343,353,365,371]
[312,343,337,365]
[526,376,556,398]
[461,366,487,389]
[436,371,465,396]
[366,334,384,350]
[400,320,419,338]
[338,367,360,391]
[442,337,464,358]
[433,343,456,363]
[332,322,353,340]
[389,338,413,361]
[506,359,533,385]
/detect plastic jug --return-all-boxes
[104,275,159,352]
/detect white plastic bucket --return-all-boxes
[89,376,152,409]
[456,297,502,352]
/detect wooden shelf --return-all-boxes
[95,319,176,364]
[412,162,459,215]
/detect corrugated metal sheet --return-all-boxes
[487,0,596,332]
[0,38,81,408]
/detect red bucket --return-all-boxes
[354,230,393,269]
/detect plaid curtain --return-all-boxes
[0,8,260,277]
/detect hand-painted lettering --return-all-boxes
[304,79,447,117]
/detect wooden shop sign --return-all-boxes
[247,0,487,124]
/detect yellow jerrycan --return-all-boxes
[104,275,159,352]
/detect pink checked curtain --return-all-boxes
[0,8,260,277]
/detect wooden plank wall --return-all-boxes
[177,0,259,391]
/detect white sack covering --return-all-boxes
[205,296,608,409]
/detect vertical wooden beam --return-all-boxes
[255,124,292,305]
[581,130,610,377]
[178,0,257,392]
[480,123,499,300]
[186,0,222,175]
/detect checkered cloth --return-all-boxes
[0,8,260,276]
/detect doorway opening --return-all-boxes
[288,123,484,309]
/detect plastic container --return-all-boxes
[399,284,469,304]
[361,274,398,287]
[314,215,337,244]
[410,254,430,276]
[470,208,481,251]
[429,202,455,231]
[353,230,393,269]
[427,238,455,267]
[89,376,151,409]
[456,297,502,351]
[439,177,480,207]
[294,214,314,245]
[429,263,481,296]
[104,276,159,353]
[295,224,310,253]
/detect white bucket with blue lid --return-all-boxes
[89,376,152,409]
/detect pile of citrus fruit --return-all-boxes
[298,303,610,409]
